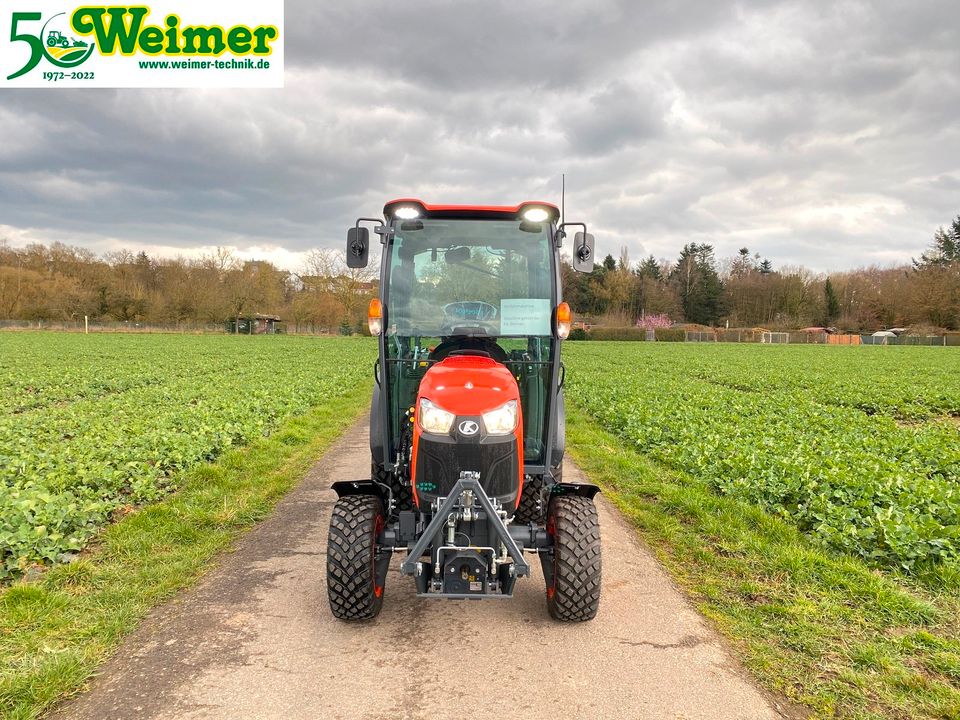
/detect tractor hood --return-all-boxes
[418,354,520,417]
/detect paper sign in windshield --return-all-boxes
[499,299,551,336]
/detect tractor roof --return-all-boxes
[383,198,559,222]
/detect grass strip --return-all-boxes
[567,404,960,720]
[0,386,369,719]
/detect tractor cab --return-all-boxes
[327,199,601,622]
[379,202,572,484]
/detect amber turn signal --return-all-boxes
[368,298,383,336]
[555,302,572,340]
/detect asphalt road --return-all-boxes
[53,420,796,720]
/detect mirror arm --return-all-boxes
[559,222,590,260]
[355,217,394,245]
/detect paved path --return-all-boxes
[53,420,796,720]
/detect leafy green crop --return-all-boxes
[564,343,960,570]
[0,334,374,578]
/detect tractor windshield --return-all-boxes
[385,219,554,338]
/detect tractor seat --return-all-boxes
[431,337,508,363]
[449,349,492,358]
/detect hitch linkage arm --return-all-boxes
[399,476,531,577]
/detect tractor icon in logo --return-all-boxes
[46,30,88,50]
[41,14,94,67]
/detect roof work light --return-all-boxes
[521,207,549,223]
[394,206,420,220]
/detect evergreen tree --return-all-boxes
[134,251,156,290]
[759,259,773,274]
[730,247,754,277]
[914,222,959,269]
[636,255,662,280]
[602,254,617,272]
[824,277,840,323]
[668,243,724,325]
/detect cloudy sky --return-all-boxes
[1,0,958,273]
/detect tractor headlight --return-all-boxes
[482,400,518,435]
[418,398,455,434]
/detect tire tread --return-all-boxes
[327,495,384,620]
[547,495,601,622]
[514,467,562,524]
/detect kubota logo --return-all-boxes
[458,421,480,436]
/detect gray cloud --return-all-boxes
[0,0,958,273]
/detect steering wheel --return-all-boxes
[440,301,498,335]
[442,301,498,321]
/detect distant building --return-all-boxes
[226,314,282,335]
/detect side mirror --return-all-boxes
[573,232,595,273]
[346,227,370,268]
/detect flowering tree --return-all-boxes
[636,313,672,330]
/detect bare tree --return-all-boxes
[303,248,379,325]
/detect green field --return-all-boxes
[0,334,374,578]
[565,343,960,571]
[564,342,960,719]
[3,336,960,718]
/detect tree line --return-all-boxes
[563,215,960,331]
[1,214,958,332]
[0,243,376,333]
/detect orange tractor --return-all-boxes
[327,199,601,621]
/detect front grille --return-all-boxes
[415,436,519,505]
